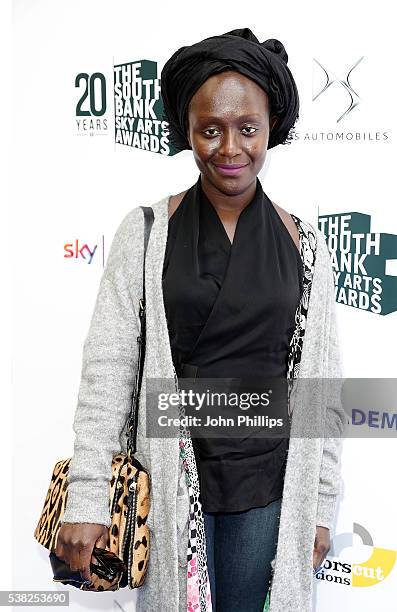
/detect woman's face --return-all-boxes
[186,70,277,196]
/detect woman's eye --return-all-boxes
[203,128,220,137]
[203,126,258,137]
[242,126,257,135]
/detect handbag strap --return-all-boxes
[126,205,154,459]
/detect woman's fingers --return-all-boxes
[77,546,94,583]
[54,538,65,562]
[313,525,330,570]
[55,523,108,582]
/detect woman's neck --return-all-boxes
[200,173,257,218]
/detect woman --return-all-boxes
[58,29,347,612]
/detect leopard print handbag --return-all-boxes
[34,206,154,592]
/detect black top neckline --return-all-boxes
[198,174,262,248]
[168,173,302,260]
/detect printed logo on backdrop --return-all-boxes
[64,236,105,266]
[114,60,176,154]
[291,55,391,144]
[314,522,397,588]
[313,56,364,123]
[75,72,108,136]
[74,61,177,153]
[318,213,397,315]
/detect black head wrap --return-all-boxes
[160,27,299,152]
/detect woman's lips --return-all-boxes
[213,163,248,176]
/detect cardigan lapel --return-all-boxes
[268,226,332,612]
[137,195,182,612]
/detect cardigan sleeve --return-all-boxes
[315,232,348,530]
[62,207,144,527]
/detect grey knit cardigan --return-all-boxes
[62,194,347,612]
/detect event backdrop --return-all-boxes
[13,1,397,611]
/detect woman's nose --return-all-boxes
[218,128,242,157]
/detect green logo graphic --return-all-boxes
[75,72,108,135]
[319,212,397,315]
[114,60,178,155]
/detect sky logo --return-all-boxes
[64,236,105,266]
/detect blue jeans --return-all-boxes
[203,498,282,612]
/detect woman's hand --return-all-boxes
[55,523,108,583]
[313,526,330,571]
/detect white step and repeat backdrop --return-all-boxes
[12,1,397,611]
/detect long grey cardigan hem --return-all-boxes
[62,195,347,611]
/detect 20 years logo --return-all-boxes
[75,72,108,136]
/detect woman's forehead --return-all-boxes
[188,78,270,118]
